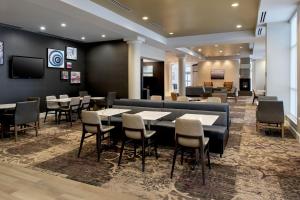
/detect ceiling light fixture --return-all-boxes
[219,50,223,53]
[81,36,86,40]
[214,44,219,47]
[236,24,243,29]
[61,23,67,27]
[231,2,239,7]
[101,34,106,38]
[142,16,149,20]
[40,26,46,31]
[198,48,202,52]
[240,46,243,49]
[169,32,174,35]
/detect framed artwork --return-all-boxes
[0,41,3,65]
[70,71,80,84]
[211,69,225,80]
[66,47,77,60]
[66,62,72,69]
[61,71,69,80]
[48,48,64,68]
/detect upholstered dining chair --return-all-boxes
[59,94,69,108]
[79,91,89,97]
[207,97,222,103]
[171,118,211,184]
[2,101,39,141]
[79,96,91,119]
[211,93,227,103]
[78,111,115,161]
[118,113,158,172]
[27,97,41,128]
[58,97,81,126]
[150,95,162,101]
[44,95,60,123]
[177,96,189,102]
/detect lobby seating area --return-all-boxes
[0,0,300,199]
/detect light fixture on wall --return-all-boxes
[169,32,174,35]
[40,26,46,31]
[198,48,202,52]
[61,23,67,27]
[101,34,106,38]
[142,16,149,20]
[219,50,223,53]
[81,36,86,40]
[236,24,243,29]
[231,2,239,7]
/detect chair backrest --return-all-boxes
[177,96,189,102]
[69,97,81,110]
[175,118,204,148]
[211,93,227,103]
[150,95,162,101]
[122,113,146,140]
[79,91,89,97]
[257,101,284,123]
[81,96,91,109]
[171,92,178,101]
[46,95,59,109]
[27,97,40,113]
[224,82,233,91]
[60,94,69,99]
[204,81,213,87]
[107,92,117,107]
[15,101,38,125]
[207,97,222,103]
[81,111,103,133]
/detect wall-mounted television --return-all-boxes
[11,56,44,79]
[211,69,224,80]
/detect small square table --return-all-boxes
[174,113,219,126]
[97,108,131,125]
[135,111,171,129]
[0,104,16,110]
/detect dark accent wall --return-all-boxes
[142,61,164,98]
[85,40,128,98]
[0,26,86,106]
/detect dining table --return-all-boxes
[173,113,219,126]
[96,108,131,126]
[135,111,171,130]
[0,103,16,110]
[47,96,105,103]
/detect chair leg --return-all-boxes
[118,137,125,166]
[170,145,178,179]
[142,139,145,172]
[133,142,137,157]
[44,110,48,123]
[14,125,18,142]
[35,122,38,137]
[201,149,206,185]
[180,149,184,165]
[207,147,211,169]
[281,123,285,138]
[154,139,158,159]
[69,112,72,127]
[96,133,101,162]
[77,132,86,158]
[58,111,61,124]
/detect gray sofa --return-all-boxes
[109,99,230,156]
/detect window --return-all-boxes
[170,63,192,91]
[290,13,297,119]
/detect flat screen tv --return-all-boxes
[211,69,224,80]
[11,56,44,79]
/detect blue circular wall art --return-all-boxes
[48,49,65,68]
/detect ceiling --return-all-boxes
[193,43,251,57]
[0,0,123,42]
[92,0,260,37]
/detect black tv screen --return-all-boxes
[11,56,44,79]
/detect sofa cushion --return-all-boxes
[114,99,163,108]
[203,125,228,140]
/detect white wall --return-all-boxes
[140,43,165,61]
[266,22,290,112]
[196,60,240,88]
[253,59,266,90]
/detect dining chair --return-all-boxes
[97,92,117,109]
[171,118,211,184]
[78,111,115,161]
[81,96,91,111]
[2,101,39,141]
[79,91,89,97]
[207,97,222,103]
[177,96,189,102]
[58,97,81,126]
[150,95,162,101]
[44,96,60,123]
[27,97,41,128]
[59,94,69,108]
[118,113,158,172]
[211,93,227,103]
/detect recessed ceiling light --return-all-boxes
[240,46,243,49]
[40,26,46,31]
[81,36,86,40]
[61,23,67,27]
[214,44,219,47]
[169,32,174,35]
[219,50,223,53]
[231,2,239,7]
[101,34,106,38]
[236,24,243,29]
[142,16,149,20]
[198,48,202,52]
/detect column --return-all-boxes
[127,38,144,99]
[178,55,186,96]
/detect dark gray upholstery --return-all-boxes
[257,101,284,124]
[79,91,89,97]
[15,101,39,125]
[258,96,278,102]
[114,99,164,108]
[186,86,206,97]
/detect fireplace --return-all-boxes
[239,78,251,91]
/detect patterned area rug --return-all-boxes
[1,97,300,199]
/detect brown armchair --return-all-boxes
[224,82,233,91]
[204,81,213,87]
